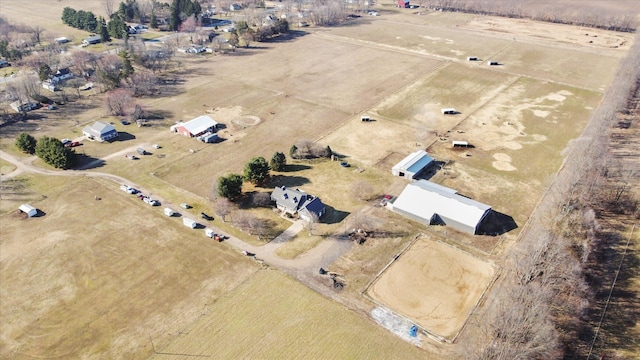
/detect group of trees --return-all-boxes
[216,155,273,200]
[169,0,202,31]
[419,0,637,32]
[0,16,48,61]
[61,7,99,32]
[16,133,75,169]
[290,139,332,160]
[216,150,294,200]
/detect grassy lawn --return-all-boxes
[0,158,16,175]
[0,175,259,359]
[148,269,428,359]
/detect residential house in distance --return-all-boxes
[82,35,101,46]
[171,115,219,138]
[397,0,410,7]
[271,186,326,222]
[51,68,72,84]
[83,121,119,142]
[389,180,492,235]
[10,101,38,113]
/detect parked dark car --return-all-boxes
[201,212,214,221]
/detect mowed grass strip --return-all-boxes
[0,176,258,359]
[149,269,427,360]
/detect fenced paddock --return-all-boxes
[366,236,496,342]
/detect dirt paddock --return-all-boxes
[367,236,496,341]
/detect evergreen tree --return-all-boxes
[119,50,134,79]
[108,14,127,39]
[169,0,181,31]
[99,16,111,42]
[15,133,37,154]
[217,174,243,200]
[38,64,52,82]
[35,137,75,169]
[150,11,158,29]
[270,152,286,172]
[243,157,270,186]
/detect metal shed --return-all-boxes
[19,204,37,217]
[391,150,434,179]
[391,180,492,235]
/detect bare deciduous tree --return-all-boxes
[29,25,45,46]
[213,197,234,222]
[124,70,157,96]
[104,0,115,18]
[104,88,134,116]
[350,180,375,201]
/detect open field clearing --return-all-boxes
[368,237,496,341]
[0,176,259,359]
[148,269,431,359]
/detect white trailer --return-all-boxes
[164,208,174,216]
[205,228,215,238]
[183,218,197,229]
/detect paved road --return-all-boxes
[0,150,353,274]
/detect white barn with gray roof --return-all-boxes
[390,180,491,235]
[392,150,434,179]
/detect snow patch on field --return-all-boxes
[371,307,422,346]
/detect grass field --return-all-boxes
[0,176,259,359]
[148,269,430,359]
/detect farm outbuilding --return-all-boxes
[390,180,492,235]
[19,204,37,217]
[199,132,219,143]
[83,121,118,142]
[172,115,219,138]
[82,35,101,45]
[452,140,469,147]
[183,218,197,229]
[392,150,434,179]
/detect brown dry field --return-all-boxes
[368,237,496,341]
[0,1,637,358]
[148,269,431,359]
[0,175,260,359]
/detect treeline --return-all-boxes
[61,7,99,32]
[459,30,640,358]
[422,0,637,32]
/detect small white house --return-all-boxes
[205,228,215,238]
[164,208,174,217]
[19,204,37,217]
[183,218,197,229]
[42,81,57,92]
